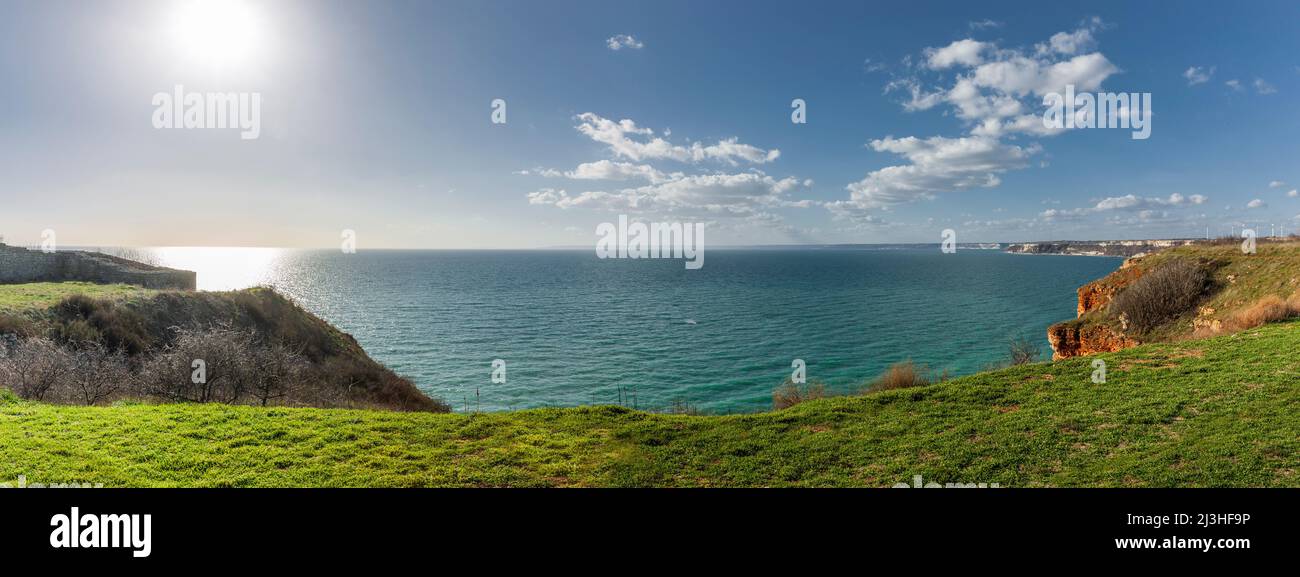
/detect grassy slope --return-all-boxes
[3,320,1296,487]
[0,282,150,312]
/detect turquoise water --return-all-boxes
[143,248,1121,413]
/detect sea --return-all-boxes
[123,247,1121,413]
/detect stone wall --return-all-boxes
[0,244,196,290]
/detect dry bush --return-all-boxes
[867,360,931,393]
[0,337,74,401]
[1109,259,1207,334]
[772,380,829,410]
[65,342,132,405]
[0,313,36,338]
[249,341,309,407]
[1007,337,1042,366]
[1222,294,1300,333]
[138,326,258,403]
[137,326,312,407]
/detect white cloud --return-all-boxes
[840,20,1119,217]
[528,171,810,216]
[605,34,643,51]
[1269,180,1286,188]
[843,136,1037,210]
[969,19,1003,30]
[1289,189,1298,198]
[924,39,988,69]
[1041,193,1207,221]
[1226,79,1243,91]
[527,115,809,223]
[1248,198,1266,209]
[1041,28,1095,55]
[1254,78,1277,95]
[888,79,946,111]
[527,188,569,205]
[527,160,680,184]
[971,52,1118,98]
[1183,66,1214,86]
[1094,193,1206,210]
[574,113,779,165]
[863,58,887,73]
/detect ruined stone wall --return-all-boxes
[0,245,195,290]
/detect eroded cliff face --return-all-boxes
[1048,256,1144,360]
[1047,322,1138,360]
[1076,258,1144,316]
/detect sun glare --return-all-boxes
[166,0,265,70]
[151,247,286,291]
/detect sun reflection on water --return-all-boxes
[149,247,289,291]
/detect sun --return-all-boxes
[166,0,266,71]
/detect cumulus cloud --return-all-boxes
[1269,180,1286,188]
[525,160,680,184]
[1040,193,1208,221]
[896,22,1119,138]
[924,39,988,69]
[524,114,810,224]
[606,34,643,50]
[1247,198,1266,209]
[1040,27,1096,55]
[527,171,810,216]
[1254,78,1277,95]
[574,113,779,165]
[1226,79,1243,91]
[839,19,1119,217]
[1183,65,1214,86]
[1289,189,1298,198]
[844,136,1038,210]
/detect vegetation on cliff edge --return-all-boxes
[0,283,445,412]
[2,320,1295,487]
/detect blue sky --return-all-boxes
[1,0,1298,248]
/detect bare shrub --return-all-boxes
[138,326,315,408]
[1008,337,1042,365]
[867,360,931,393]
[65,342,132,406]
[772,380,829,410]
[0,338,74,401]
[1109,259,1207,334]
[250,341,309,406]
[139,326,259,404]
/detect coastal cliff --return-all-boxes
[1047,258,1144,360]
[1005,239,1198,257]
[1046,239,1300,360]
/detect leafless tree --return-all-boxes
[66,342,131,405]
[250,341,308,406]
[139,326,257,403]
[0,338,74,401]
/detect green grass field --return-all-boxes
[3,320,1295,487]
[0,282,150,312]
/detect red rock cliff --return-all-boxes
[1048,257,1144,360]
